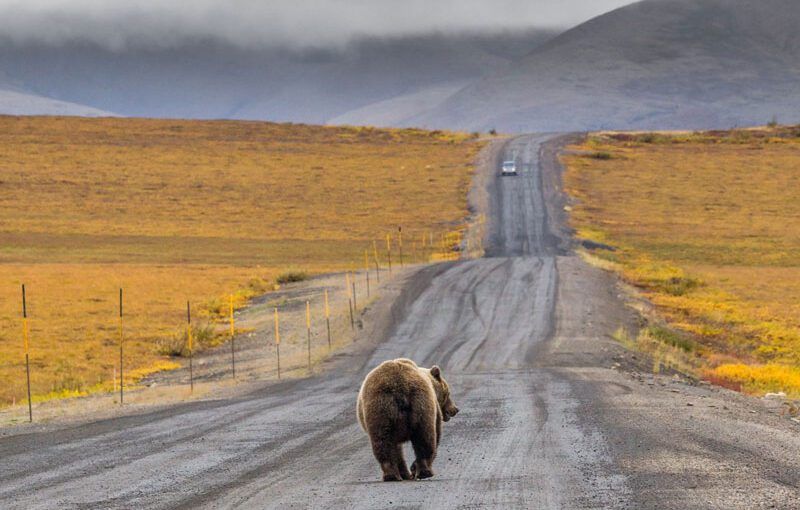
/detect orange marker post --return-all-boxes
[346,272,354,330]
[386,233,393,274]
[274,307,281,379]
[351,271,357,312]
[364,250,371,297]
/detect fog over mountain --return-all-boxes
[0,0,632,49]
[1,0,799,131]
[0,30,557,122]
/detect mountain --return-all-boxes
[0,31,555,124]
[2,0,798,132]
[0,88,112,116]
[411,0,800,132]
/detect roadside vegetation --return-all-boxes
[0,116,482,406]
[564,125,800,397]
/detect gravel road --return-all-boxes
[1,135,798,509]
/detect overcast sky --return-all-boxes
[0,0,638,49]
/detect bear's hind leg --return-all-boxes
[410,427,436,479]
[394,443,412,480]
[372,440,403,482]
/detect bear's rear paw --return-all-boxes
[382,473,402,482]
[410,461,434,480]
[415,468,434,480]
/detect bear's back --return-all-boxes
[363,359,428,396]
[357,359,437,435]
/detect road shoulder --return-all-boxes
[542,132,800,506]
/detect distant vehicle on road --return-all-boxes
[501,160,517,176]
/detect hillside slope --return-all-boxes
[413,0,800,132]
[0,88,112,117]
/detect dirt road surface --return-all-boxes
[1,135,799,509]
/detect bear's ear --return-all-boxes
[430,365,442,380]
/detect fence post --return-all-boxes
[351,271,357,312]
[325,289,331,351]
[306,300,312,371]
[386,233,392,274]
[346,272,354,330]
[274,307,281,379]
[373,240,381,284]
[21,284,32,422]
[229,294,236,380]
[118,288,124,404]
[187,300,193,392]
[398,226,404,267]
[364,250,370,297]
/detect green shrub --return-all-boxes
[276,271,308,284]
[653,276,703,296]
[647,325,696,353]
[157,323,217,357]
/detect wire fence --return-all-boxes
[4,227,471,421]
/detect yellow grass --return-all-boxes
[0,116,482,406]
[564,126,800,397]
[707,363,800,396]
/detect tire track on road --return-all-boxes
[0,134,630,509]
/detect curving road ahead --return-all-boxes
[1,135,799,509]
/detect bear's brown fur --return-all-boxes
[357,358,459,481]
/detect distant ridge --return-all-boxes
[0,88,113,117]
[411,0,800,131]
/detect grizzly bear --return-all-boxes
[357,358,459,481]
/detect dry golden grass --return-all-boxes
[564,126,800,397]
[0,116,482,406]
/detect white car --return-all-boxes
[501,160,517,176]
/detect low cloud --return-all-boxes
[0,0,636,50]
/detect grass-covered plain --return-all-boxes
[0,116,482,406]
[564,126,800,397]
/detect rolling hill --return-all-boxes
[411,0,800,131]
[0,88,112,116]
